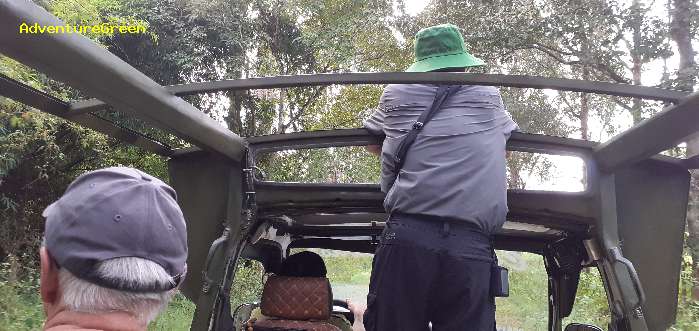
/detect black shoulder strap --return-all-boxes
[392,85,460,174]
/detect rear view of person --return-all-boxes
[39,167,188,331]
[363,24,518,331]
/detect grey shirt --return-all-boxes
[364,84,518,234]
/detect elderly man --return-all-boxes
[363,24,518,330]
[39,167,188,331]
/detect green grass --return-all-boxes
[494,252,610,330]
[495,252,549,330]
[148,294,195,331]
[0,268,44,331]
[1,253,697,331]
[0,274,196,331]
[322,253,373,285]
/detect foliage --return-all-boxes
[0,0,175,275]
[149,294,196,331]
[0,91,169,275]
[495,252,549,330]
[1,0,698,329]
[1,249,698,330]
[0,259,266,331]
[290,0,410,72]
[230,259,266,310]
[0,259,44,330]
[305,85,386,131]
[564,268,612,328]
[0,98,110,274]
[47,0,152,42]
[106,0,251,85]
[321,253,373,285]
[259,146,380,184]
[673,236,699,330]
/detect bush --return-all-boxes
[148,294,196,331]
[0,261,44,330]
[230,259,266,310]
[1,250,696,330]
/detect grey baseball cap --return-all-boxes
[42,166,187,292]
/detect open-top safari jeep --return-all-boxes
[1,1,698,330]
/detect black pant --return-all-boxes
[363,213,496,331]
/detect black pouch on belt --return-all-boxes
[490,251,510,297]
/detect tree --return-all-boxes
[669,0,699,301]
[0,0,221,274]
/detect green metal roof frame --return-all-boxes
[0,0,245,161]
[1,0,697,171]
[1,1,696,330]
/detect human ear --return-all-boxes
[39,247,60,307]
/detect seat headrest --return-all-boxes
[260,276,333,320]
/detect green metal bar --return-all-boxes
[595,90,699,171]
[0,73,173,156]
[0,0,245,161]
[69,73,688,115]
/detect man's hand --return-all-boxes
[346,299,366,331]
[365,145,381,156]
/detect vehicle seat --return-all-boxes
[245,275,341,331]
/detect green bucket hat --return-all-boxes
[406,24,485,72]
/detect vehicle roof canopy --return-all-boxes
[0,1,695,330]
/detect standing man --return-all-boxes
[363,24,518,331]
[39,167,188,331]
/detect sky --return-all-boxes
[404,0,429,15]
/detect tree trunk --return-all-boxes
[580,67,590,141]
[227,90,243,135]
[580,40,591,189]
[580,73,590,188]
[670,0,697,90]
[687,136,699,301]
[508,162,523,189]
[7,254,19,284]
[630,58,643,124]
[248,91,257,137]
[277,89,286,134]
[630,0,645,124]
[579,93,589,141]
[670,0,698,300]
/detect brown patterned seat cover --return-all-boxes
[251,319,340,331]
[247,276,341,331]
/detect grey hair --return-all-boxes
[58,257,178,324]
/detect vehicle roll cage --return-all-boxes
[1,0,697,169]
[1,1,695,331]
[3,68,697,169]
[1,0,696,172]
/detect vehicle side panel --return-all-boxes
[614,159,690,330]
